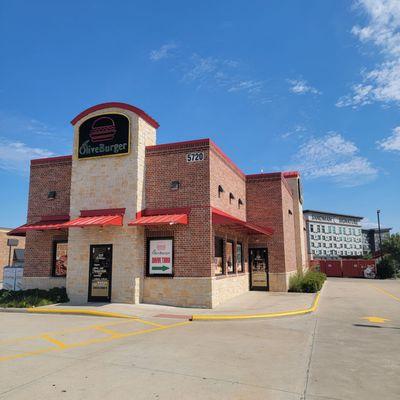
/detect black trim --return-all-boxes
[214,236,225,276]
[249,247,269,291]
[236,242,244,273]
[52,240,68,277]
[88,244,113,302]
[226,240,235,274]
[146,237,174,277]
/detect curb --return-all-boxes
[190,291,321,321]
[0,307,137,319]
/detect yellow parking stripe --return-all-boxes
[93,326,123,337]
[41,334,68,349]
[0,321,190,363]
[369,284,400,302]
[132,318,165,328]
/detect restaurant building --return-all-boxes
[9,102,308,308]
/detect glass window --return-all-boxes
[214,237,224,275]
[226,241,234,274]
[236,243,243,272]
[53,241,68,277]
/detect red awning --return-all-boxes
[212,207,273,236]
[7,215,70,237]
[129,213,188,226]
[64,208,125,228]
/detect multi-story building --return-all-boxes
[362,228,392,256]
[303,210,363,259]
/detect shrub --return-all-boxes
[289,270,326,293]
[0,287,68,308]
[376,257,397,279]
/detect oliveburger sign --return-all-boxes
[78,113,130,159]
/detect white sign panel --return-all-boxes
[3,267,24,291]
[149,239,173,275]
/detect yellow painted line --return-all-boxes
[191,291,321,321]
[0,319,134,345]
[132,318,165,328]
[0,321,190,363]
[362,316,390,324]
[41,334,68,348]
[93,326,123,337]
[27,308,137,319]
[368,284,400,302]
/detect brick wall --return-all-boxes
[246,173,297,291]
[23,157,71,282]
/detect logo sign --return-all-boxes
[78,113,130,159]
[148,238,173,275]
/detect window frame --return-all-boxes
[236,242,244,273]
[226,240,235,274]
[214,236,225,276]
[52,240,68,277]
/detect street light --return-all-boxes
[377,209,383,258]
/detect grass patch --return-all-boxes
[289,270,326,293]
[0,287,68,308]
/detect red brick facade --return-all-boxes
[17,130,307,298]
[23,157,71,278]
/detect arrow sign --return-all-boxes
[152,265,170,272]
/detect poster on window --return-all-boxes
[54,242,68,276]
[148,239,173,275]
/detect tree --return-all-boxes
[381,233,400,276]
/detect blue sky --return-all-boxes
[0,0,399,232]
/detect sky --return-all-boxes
[0,0,399,232]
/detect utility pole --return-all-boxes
[377,209,383,258]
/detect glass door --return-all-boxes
[249,248,268,291]
[88,244,113,302]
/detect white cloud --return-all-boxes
[288,79,321,95]
[337,0,400,107]
[0,138,55,173]
[182,53,268,103]
[286,132,378,186]
[149,43,177,61]
[377,126,400,151]
[281,124,307,139]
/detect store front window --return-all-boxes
[53,241,68,277]
[236,242,243,272]
[214,237,224,275]
[226,240,234,273]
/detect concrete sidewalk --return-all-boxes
[30,290,316,320]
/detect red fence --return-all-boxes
[310,259,376,278]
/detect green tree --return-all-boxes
[381,233,400,276]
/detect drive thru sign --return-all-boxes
[148,238,173,275]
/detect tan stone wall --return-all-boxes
[0,229,25,283]
[269,270,297,292]
[143,277,212,308]
[22,276,66,290]
[211,274,249,307]
[67,107,156,303]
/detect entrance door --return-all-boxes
[249,248,269,291]
[88,244,112,302]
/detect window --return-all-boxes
[226,240,234,273]
[236,243,243,272]
[53,240,68,277]
[214,237,224,275]
[238,199,243,209]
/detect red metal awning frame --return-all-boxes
[128,207,190,226]
[64,208,125,228]
[212,207,273,236]
[7,215,70,237]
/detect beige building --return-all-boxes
[0,227,25,283]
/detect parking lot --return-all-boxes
[1,278,399,400]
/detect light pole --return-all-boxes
[377,209,383,258]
